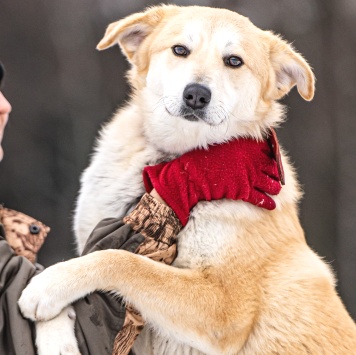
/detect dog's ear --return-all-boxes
[266,33,315,101]
[96,6,175,62]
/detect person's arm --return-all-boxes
[0,207,51,355]
[150,189,168,206]
[0,231,38,355]
[74,192,178,355]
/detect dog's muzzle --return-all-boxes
[180,83,211,122]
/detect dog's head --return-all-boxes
[97,5,314,154]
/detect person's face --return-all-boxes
[0,64,12,161]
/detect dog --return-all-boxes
[19,5,356,354]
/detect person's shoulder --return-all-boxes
[0,206,50,263]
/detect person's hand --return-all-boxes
[143,137,282,226]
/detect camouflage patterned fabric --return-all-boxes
[0,207,50,263]
[112,193,182,355]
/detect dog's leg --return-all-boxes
[35,306,81,355]
[19,250,255,354]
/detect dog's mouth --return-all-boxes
[183,114,198,121]
[165,106,218,125]
[180,107,201,122]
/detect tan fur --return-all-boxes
[19,5,356,355]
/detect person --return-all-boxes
[0,64,11,161]
[0,62,282,355]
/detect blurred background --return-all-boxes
[1,0,355,319]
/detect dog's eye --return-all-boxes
[224,56,244,68]
[172,45,190,57]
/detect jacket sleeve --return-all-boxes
[74,219,144,355]
[0,228,39,355]
[0,217,142,355]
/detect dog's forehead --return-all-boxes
[181,20,243,52]
[153,8,262,58]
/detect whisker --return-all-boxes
[152,95,180,114]
[211,102,230,136]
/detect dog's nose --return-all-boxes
[183,83,211,110]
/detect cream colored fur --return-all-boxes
[19,5,356,354]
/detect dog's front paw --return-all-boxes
[36,307,81,355]
[18,263,75,321]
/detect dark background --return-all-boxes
[1,0,355,319]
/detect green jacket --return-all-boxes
[0,215,143,355]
